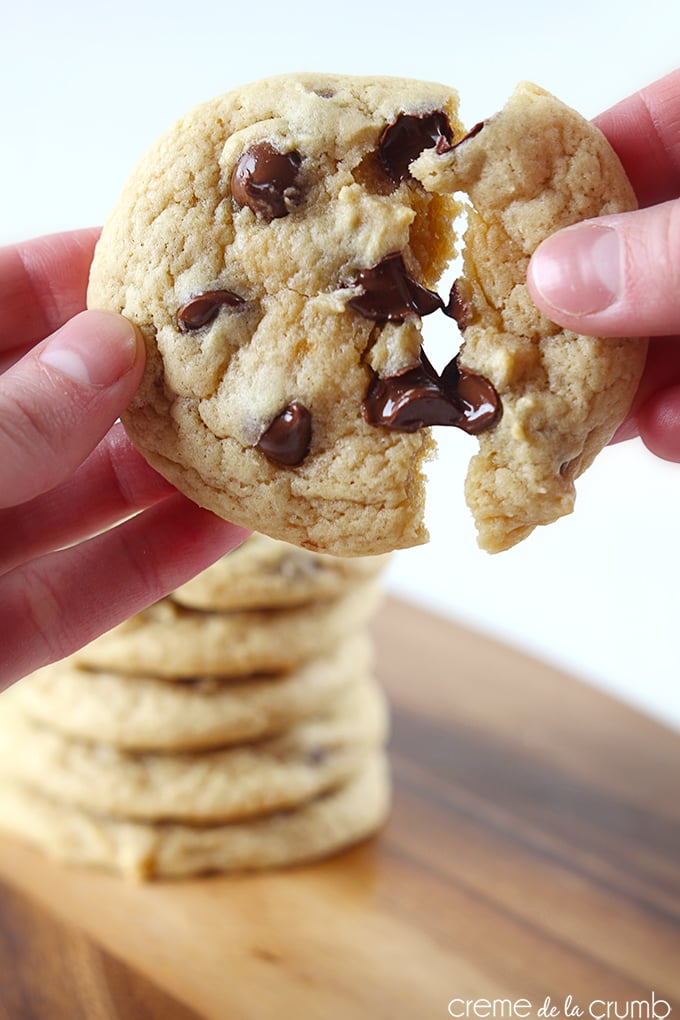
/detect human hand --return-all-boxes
[527,68,680,460]
[0,229,249,689]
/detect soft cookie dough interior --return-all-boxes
[88,75,647,555]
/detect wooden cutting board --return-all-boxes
[0,597,679,1020]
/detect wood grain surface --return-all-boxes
[0,597,678,1020]
[0,879,201,1020]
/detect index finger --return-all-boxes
[593,67,680,208]
[0,228,100,358]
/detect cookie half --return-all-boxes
[88,73,463,556]
[411,82,647,550]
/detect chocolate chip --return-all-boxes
[231,142,303,220]
[363,351,500,435]
[306,747,329,766]
[444,280,472,331]
[256,401,312,466]
[347,253,443,322]
[440,358,501,434]
[363,354,460,432]
[177,290,244,331]
[429,120,486,159]
[378,111,453,183]
[455,120,485,146]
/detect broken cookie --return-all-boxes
[88,74,646,554]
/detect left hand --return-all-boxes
[0,228,248,690]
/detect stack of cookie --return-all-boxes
[0,536,391,879]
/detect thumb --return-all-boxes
[0,310,144,508]
[527,199,680,337]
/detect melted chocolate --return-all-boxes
[363,354,459,432]
[177,290,244,331]
[347,253,443,321]
[363,352,500,435]
[435,120,486,156]
[378,111,453,183]
[455,120,485,146]
[440,358,501,433]
[444,279,471,330]
[256,401,312,466]
[231,142,303,220]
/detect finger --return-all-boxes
[610,336,680,444]
[0,228,100,358]
[636,384,680,462]
[623,335,680,460]
[0,309,145,508]
[0,422,174,574]
[593,68,680,208]
[0,495,249,688]
[527,200,680,337]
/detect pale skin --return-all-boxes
[2,71,678,687]
[0,229,248,689]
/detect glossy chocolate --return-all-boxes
[256,401,312,466]
[440,358,501,434]
[231,142,303,220]
[364,352,500,435]
[455,120,485,146]
[378,111,453,182]
[347,253,443,321]
[432,119,486,158]
[363,355,459,432]
[177,290,244,331]
[444,280,471,331]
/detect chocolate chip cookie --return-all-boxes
[88,74,645,555]
[69,580,382,678]
[172,533,389,611]
[0,753,390,878]
[0,679,387,823]
[10,632,373,752]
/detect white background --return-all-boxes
[3,1,679,729]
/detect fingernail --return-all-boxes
[40,310,140,388]
[530,224,621,316]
